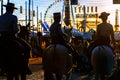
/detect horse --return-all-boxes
[12,38,32,80]
[42,27,73,80]
[0,34,31,80]
[91,45,115,80]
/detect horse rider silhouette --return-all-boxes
[88,12,115,62]
[95,12,115,53]
[0,2,31,80]
[50,12,79,64]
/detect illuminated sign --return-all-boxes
[76,14,98,18]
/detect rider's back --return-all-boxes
[50,22,65,44]
[0,12,18,33]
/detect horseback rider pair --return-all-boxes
[50,12,79,64]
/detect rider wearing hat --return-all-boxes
[50,12,67,44]
[0,2,31,77]
[88,12,115,55]
[0,2,19,76]
[50,12,79,64]
[87,12,115,71]
[0,2,18,36]
[96,12,115,46]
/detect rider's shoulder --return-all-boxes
[12,15,17,19]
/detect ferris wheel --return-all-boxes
[43,0,62,24]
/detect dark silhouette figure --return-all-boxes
[50,12,67,44]
[87,12,115,80]
[88,12,115,56]
[0,3,31,80]
[96,12,115,46]
[43,13,73,79]
[50,12,79,64]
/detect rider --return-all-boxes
[50,12,66,44]
[87,12,115,72]
[0,2,19,76]
[96,12,115,48]
[89,12,115,53]
[50,12,79,64]
[0,3,19,38]
[0,2,31,77]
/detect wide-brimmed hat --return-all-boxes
[3,3,18,9]
[99,12,110,18]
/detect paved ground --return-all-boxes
[0,57,95,80]
[27,57,95,80]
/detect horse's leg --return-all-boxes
[6,74,14,80]
[14,74,19,80]
[0,66,5,76]
[44,71,54,80]
[56,73,63,80]
[95,73,105,80]
[66,71,72,80]
[95,74,99,80]
[100,74,105,80]
[20,74,26,80]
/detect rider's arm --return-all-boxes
[13,15,19,34]
[110,25,115,45]
[58,24,67,37]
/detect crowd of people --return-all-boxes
[0,2,119,80]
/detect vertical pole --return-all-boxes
[32,0,34,26]
[1,0,3,15]
[37,6,38,32]
[65,0,70,21]
[83,5,86,32]
[95,6,98,27]
[25,1,27,25]
[8,0,10,3]
[61,0,64,24]
[96,13,98,28]
[28,0,31,28]
[64,0,70,27]
[40,12,42,32]
[70,3,75,27]
[40,12,42,21]
[115,9,119,31]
